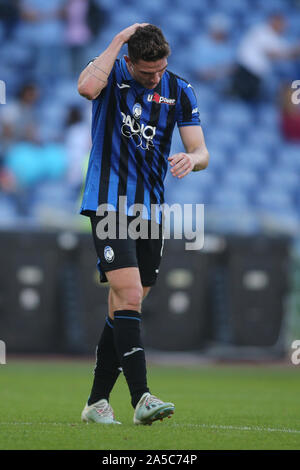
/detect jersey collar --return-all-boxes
[120,56,134,82]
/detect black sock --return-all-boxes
[113,310,150,408]
[88,317,121,405]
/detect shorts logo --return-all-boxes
[133,102,142,119]
[104,246,115,263]
[147,92,176,105]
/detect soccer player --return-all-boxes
[77,23,209,425]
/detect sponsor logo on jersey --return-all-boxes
[121,112,156,150]
[147,92,176,105]
[104,246,115,263]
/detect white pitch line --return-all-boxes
[1,422,300,435]
[173,423,300,435]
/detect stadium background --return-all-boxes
[0,0,300,362]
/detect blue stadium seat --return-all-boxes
[0,41,32,67]
[205,127,241,152]
[266,169,299,194]
[234,148,271,171]
[277,145,300,171]
[39,102,68,128]
[205,206,260,235]
[204,144,228,173]
[214,0,251,15]
[246,128,283,151]
[222,168,259,193]
[216,101,254,130]
[193,84,218,108]
[0,195,19,226]
[30,181,77,214]
[257,104,280,130]
[258,0,288,13]
[165,186,209,205]
[0,22,4,43]
[108,9,146,30]
[255,188,294,212]
[210,187,249,209]
[53,80,83,106]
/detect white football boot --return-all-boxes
[81,398,121,424]
[133,392,175,425]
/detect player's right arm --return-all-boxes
[77,23,148,100]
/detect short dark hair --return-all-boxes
[127,24,170,63]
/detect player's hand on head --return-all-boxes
[118,23,150,44]
[168,153,194,179]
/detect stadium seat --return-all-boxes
[53,80,83,106]
[258,0,287,13]
[214,0,251,15]
[0,41,33,67]
[257,104,280,129]
[277,145,300,171]
[255,188,294,213]
[203,144,228,173]
[235,148,271,172]
[0,195,19,226]
[246,128,283,152]
[266,169,299,195]
[205,128,241,153]
[210,187,249,209]
[205,206,260,235]
[222,168,259,193]
[216,101,254,130]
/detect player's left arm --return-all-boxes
[168,125,209,179]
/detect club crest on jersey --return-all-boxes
[104,246,114,263]
[147,92,176,105]
[133,102,142,119]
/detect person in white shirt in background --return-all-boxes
[231,13,300,101]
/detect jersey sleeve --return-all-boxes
[176,83,201,127]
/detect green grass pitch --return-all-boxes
[0,359,300,450]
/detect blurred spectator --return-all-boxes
[0,0,20,39]
[64,0,92,76]
[19,0,68,81]
[64,106,91,191]
[279,82,300,141]
[85,0,108,38]
[231,13,300,101]
[0,83,40,153]
[190,14,235,90]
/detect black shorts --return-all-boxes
[90,213,164,287]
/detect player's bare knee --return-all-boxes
[113,285,143,311]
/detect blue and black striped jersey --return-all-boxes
[80,57,201,220]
